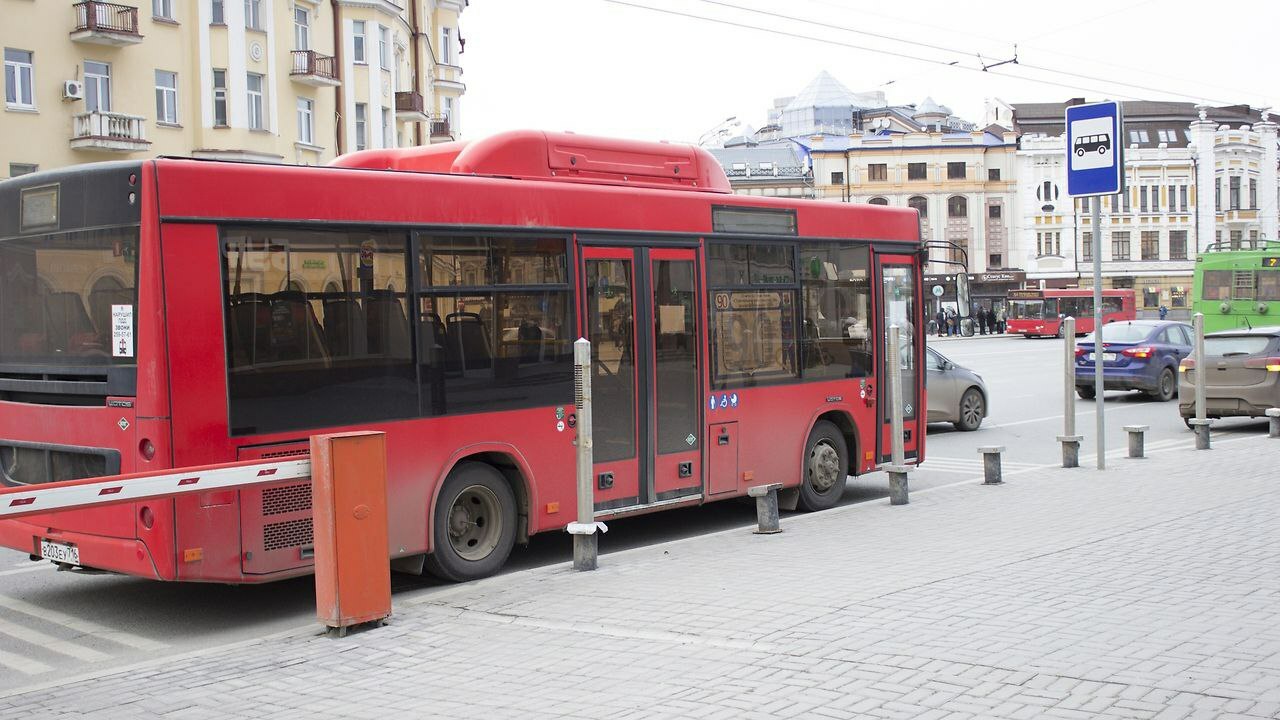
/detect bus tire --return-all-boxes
[424,462,517,583]
[797,421,848,512]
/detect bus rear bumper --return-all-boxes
[0,519,163,580]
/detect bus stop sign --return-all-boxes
[1065,101,1123,197]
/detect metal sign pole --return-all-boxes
[1058,316,1082,467]
[1191,313,1211,449]
[885,325,909,504]
[1092,202,1105,470]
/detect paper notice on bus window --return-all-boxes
[112,305,134,358]
[658,305,685,334]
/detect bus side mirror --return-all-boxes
[956,273,971,317]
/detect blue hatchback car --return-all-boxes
[1075,320,1194,401]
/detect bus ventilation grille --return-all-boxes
[257,448,309,459]
[261,484,312,516]
[263,518,314,551]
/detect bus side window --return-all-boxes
[799,243,871,379]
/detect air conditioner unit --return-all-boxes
[63,80,84,101]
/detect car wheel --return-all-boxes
[424,462,517,583]
[797,421,848,512]
[954,388,984,431]
[1152,368,1176,402]
[1076,386,1096,400]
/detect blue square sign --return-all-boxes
[1065,101,1124,197]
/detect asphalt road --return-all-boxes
[0,335,1270,692]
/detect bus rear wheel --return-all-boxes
[424,462,517,583]
[797,421,848,512]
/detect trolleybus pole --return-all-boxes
[1092,201,1105,470]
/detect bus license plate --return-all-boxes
[40,540,80,566]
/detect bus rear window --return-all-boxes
[0,227,138,367]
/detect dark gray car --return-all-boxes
[925,347,988,431]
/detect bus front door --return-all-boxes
[581,246,703,514]
[876,255,923,463]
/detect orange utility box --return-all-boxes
[310,431,391,634]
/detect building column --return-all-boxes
[1258,111,1278,242]
[1191,106,1217,252]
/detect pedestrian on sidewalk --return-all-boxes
[1159,304,1169,320]
[996,306,1006,333]
[935,308,946,337]
[986,307,998,335]
[977,306,988,335]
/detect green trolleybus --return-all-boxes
[1192,237,1280,333]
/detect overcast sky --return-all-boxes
[458,0,1280,144]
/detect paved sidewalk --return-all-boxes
[4,433,1280,719]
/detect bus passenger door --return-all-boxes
[876,254,923,462]
[580,246,703,514]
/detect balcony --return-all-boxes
[71,111,150,152]
[432,63,465,91]
[71,2,143,46]
[290,50,340,87]
[429,118,456,143]
[394,91,430,122]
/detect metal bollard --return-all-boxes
[978,446,1004,485]
[747,483,783,534]
[1267,408,1280,438]
[1124,425,1149,459]
[1059,316,1080,468]
[1191,314,1209,450]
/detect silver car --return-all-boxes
[925,347,988,431]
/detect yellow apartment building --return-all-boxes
[1,0,466,177]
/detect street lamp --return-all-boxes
[697,116,741,147]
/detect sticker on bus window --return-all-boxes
[112,305,134,358]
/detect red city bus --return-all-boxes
[1006,288,1136,338]
[0,131,928,583]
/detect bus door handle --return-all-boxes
[717,432,730,446]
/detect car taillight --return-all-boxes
[1242,356,1280,372]
[1179,357,1194,372]
[1121,346,1154,359]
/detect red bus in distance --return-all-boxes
[0,130,926,583]
[1006,288,1136,338]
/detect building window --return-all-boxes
[244,0,261,30]
[442,27,453,65]
[1179,185,1187,213]
[382,107,392,148]
[1080,196,1091,213]
[988,204,1001,219]
[211,0,224,24]
[1157,129,1176,143]
[153,0,173,19]
[1139,186,1149,213]
[1036,232,1060,257]
[1115,189,1130,213]
[1229,176,1240,210]
[1037,180,1058,202]
[947,162,965,180]
[1112,232,1130,260]
[1128,129,1149,144]
[987,168,1000,181]
[1249,178,1257,209]
[1171,286,1188,308]
[868,163,887,181]
[154,70,178,124]
[8,163,37,177]
[1169,230,1187,260]
[212,69,227,126]
[1250,230,1259,247]
[989,254,1001,267]
[908,196,928,218]
[907,162,926,180]
[947,196,967,218]
[246,72,264,129]
[380,27,391,70]
[352,20,366,63]
[830,170,844,186]
[1215,180,1221,211]
[3,49,34,109]
[868,197,888,206]
[84,60,111,113]
[1230,230,1242,250]
[294,7,310,50]
[1141,231,1159,260]
[296,97,314,144]
[354,103,367,151]
[1081,232,1092,261]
